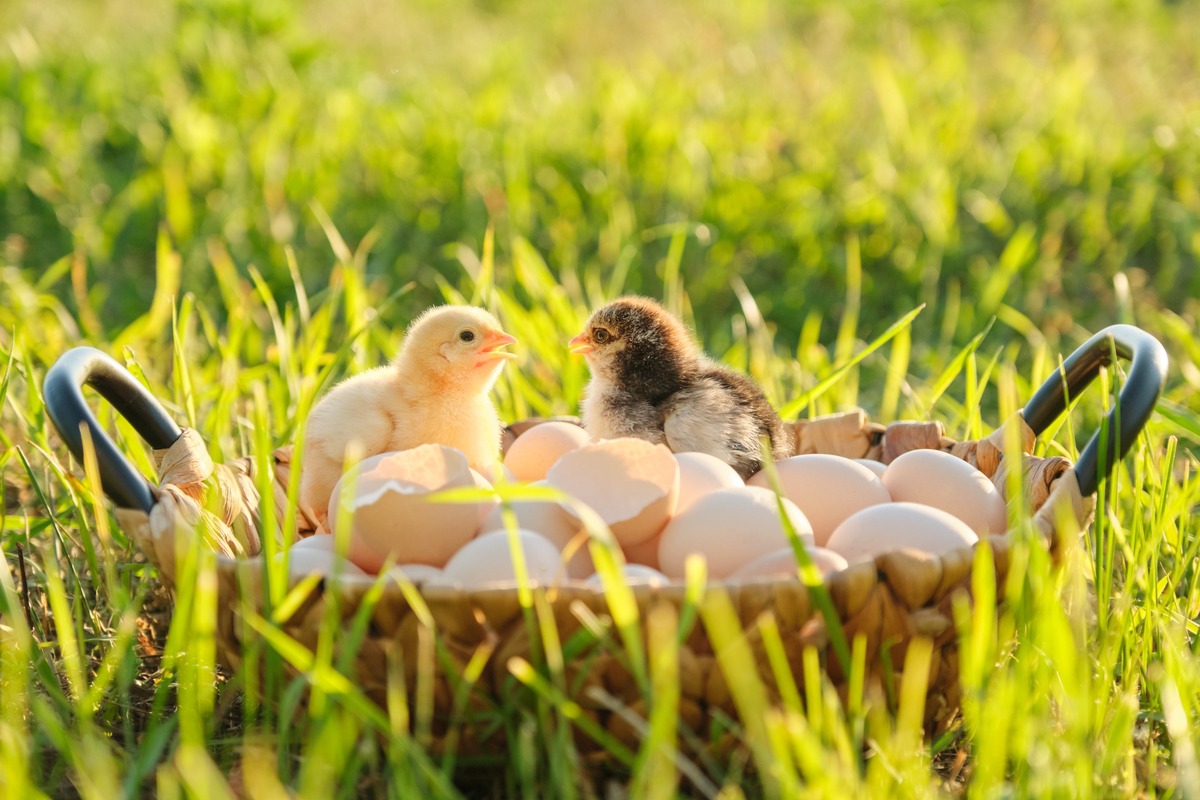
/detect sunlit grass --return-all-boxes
[2,0,1200,796]
[3,227,1199,796]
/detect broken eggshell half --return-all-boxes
[327,444,497,573]
[546,438,679,548]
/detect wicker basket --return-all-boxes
[43,325,1167,763]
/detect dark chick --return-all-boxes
[568,296,791,479]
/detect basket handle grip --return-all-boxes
[43,347,183,513]
[1020,324,1167,497]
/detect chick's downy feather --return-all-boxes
[570,296,789,479]
[300,305,516,523]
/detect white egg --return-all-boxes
[276,547,367,580]
[290,533,336,552]
[479,481,592,577]
[657,486,814,579]
[673,451,745,512]
[747,454,892,547]
[383,564,445,583]
[825,502,979,563]
[442,529,564,586]
[882,449,1007,535]
[585,564,671,587]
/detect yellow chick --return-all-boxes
[300,305,517,524]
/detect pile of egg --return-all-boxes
[283,421,1008,588]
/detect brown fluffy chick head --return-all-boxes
[569,296,701,401]
[398,305,516,391]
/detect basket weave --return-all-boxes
[111,409,1094,757]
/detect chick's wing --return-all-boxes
[660,376,765,465]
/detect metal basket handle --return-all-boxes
[1020,324,1168,496]
[43,347,183,513]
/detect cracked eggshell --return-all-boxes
[443,529,564,586]
[748,454,892,547]
[547,438,679,547]
[328,444,495,573]
[503,421,591,482]
[657,486,814,579]
[882,449,1007,535]
[674,451,745,513]
[728,546,848,581]
[826,502,978,563]
[479,481,592,577]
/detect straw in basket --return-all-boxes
[42,324,1167,764]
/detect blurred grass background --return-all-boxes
[3,0,1198,355]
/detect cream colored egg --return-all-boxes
[674,451,745,512]
[657,486,814,579]
[825,502,979,563]
[443,529,564,586]
[328,445,496,573]
[748,454,892,547]
[480,481,592,577]
[277,547,367,580]
[290,533,336,552]
[503,420,591,482]
[855,459,888,478]
[547,438,679,547]
[585,564,671,587]
[621,531,663,569]
[469,461,510,486]
[882,449,1007,535]
[729,546,849,581]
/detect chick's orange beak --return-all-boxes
[568,332,593,355]
[478,331,518,361]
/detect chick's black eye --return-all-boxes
[592,328,610,344]
[459,329,476,343]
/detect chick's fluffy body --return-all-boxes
[574,297,789,478]
[300,306,514,523]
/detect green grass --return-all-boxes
[2,0,1200,796]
